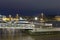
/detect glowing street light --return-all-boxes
[34,17,38,20]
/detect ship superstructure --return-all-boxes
[0,13,60,33]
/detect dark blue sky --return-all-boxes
[0,0,60,16]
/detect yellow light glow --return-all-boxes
[55,16,60,21]
[2,18,10,21]
[40,18,43,21]
[55,18,60,21]
[13,18,19,20]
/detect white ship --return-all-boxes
[29,13,60,33]
[0,15,35,29]
[0,15,35,34]
[0,13,60,34]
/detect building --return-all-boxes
[54,16,60,21]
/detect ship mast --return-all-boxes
[40,13,45,22]
[16,14,19,20]
[9,15,12,21]
[39,13,45,28]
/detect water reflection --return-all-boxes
[0,29,34,40]
[0,29,60,40]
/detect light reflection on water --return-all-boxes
[0,30,35,40]
[0,29,60,40]
[1,34,35,40]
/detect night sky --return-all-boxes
[0,0,60,16]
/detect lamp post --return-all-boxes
[34,17,38,20]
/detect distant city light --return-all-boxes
[40,18,43,21]
[55,16,60,21]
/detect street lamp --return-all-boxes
[34,17,38,20]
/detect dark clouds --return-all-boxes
[0,0,60,9]
[0,0,60,16]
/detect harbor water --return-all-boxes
[0,29,60,40]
